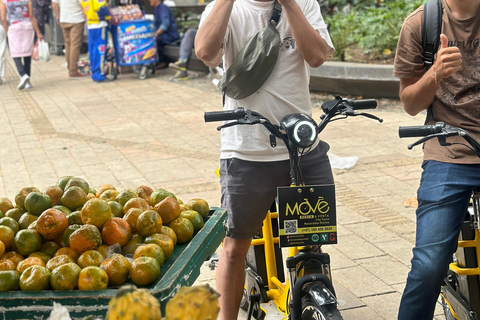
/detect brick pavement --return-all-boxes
[0,54,445,319]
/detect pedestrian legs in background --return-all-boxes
[61,21,87,78]
[88,25,108,82]
[169,28,197,81]
[0,24,6,85]
[32,0,49,42]
[14,57,31,90]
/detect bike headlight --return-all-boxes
[280,114,318,148]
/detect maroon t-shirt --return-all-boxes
[394,0,480,164]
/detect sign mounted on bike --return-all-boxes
[277,185,337,247]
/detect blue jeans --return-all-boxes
[398,160,480,320]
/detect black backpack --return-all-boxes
[422,0,442,123]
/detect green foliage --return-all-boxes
[324,0,424,61]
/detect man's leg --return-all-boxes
[178,28,196,68]
[61,23,73,75]
[216,236,252,320]
[88,26,108,81]
[69,22,85,76]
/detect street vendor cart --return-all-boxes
[0,208,226,319]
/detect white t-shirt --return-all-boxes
[200,0,334,162]
[52,0,86,24]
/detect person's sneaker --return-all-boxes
[170,70,189,81]
[25,82,32,89]
[156,61,168,70]
[69,73,88,80]
[169,59,187,71]
[17,74,30,90]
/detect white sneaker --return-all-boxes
[17,74,30,90]
[25,82,32,89]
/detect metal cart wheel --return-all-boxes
[138,65,148,80]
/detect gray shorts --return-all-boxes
[219,142,334,239]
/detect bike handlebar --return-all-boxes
[349,99,378,110]
[204,109,247,122]
[398,123,444,138]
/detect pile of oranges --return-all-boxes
[0,176,210,292]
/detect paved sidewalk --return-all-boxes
[0,55,443,319]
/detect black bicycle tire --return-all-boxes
[301,296,343,320]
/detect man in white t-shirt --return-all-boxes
[195,0,334,318]
[52,0,86,79]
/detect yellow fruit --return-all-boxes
[159,226,177,246]
[96,185,117,198]
[50,262,82,291]
[115,189,138,207]
[5,208,25,222]
[0,225,15,251]
[46,254,75,271]
[123,197,150,215]
[81,198,112,229]
[78,266,109,290]
[169,217,194,244]
[0,198,14,216]
[123,208,143,233]
[62,224,82,247]
[108,201,124,218]
[19,265,51,291]
[56,176,74,190]
[97,244,109,258]
[0,270,20,291]
[77,250,105,268]
[187,199,210,218]
[18,213,37,230]
[165,285,220,320]
[16,256,45,274]
[61,186,87,211]
[144,233,174,260]
[0,217,19,234]
[154,196,180,225]
[100,253,130,286]
[0,251,24,266]
[105,284,161,320]
[136,210,163,237]
[0,259,16,271]
[15,187,40,210]
[55,247,80,262]
[64,177,90,195]
[99,189,119,202]
[28,251,51,265]
[179,210,204,234]
[43,186,64,206]
[134,243,165,267]
[24,192,52,216]
[0,240,4,258]
[14,229,42,256]
[129,256,160,286]
[150,188,176,207]
[52,205,71,215]
[134,185,154,202]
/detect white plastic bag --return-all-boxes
[329,153,359,169]
[38,39,50,62]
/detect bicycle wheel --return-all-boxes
[301,296,343,320]
[441,296,457,320]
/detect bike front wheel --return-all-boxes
[301,296,343,320]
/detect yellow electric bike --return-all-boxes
[205,96,382,320]
[399,122,480,320]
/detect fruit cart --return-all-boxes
[0,207,226,319]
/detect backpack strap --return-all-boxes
[270,0,282,25]
[422,0,442,124]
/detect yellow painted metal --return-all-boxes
[440,293,460,320]
[450,230,480,276]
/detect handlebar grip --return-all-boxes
[398,124,443,138]
[351,99,377,110]
[204,109,245,122]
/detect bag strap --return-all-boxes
[422,0,442,124]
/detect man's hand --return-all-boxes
[435,34,462,82]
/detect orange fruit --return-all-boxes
[15,187,40,210]
[0,259,16,271]
[1,251,24,266]
[16,256,45,274]
[36,208,69,240]
[150,188,176,207]
[122,233,145,255]
[179,203,191,213]
[108,201,124,218]
[77,250,105,268]
[123,208,143,233]
[0,198,14,216]
[18,213,38,230]
[78,266,109,290]
[19,265,51,291]
[179,210,204,234]
[130,256,161,286]
[0,217,20,234]
[67,211,83,225]
[81,198,112,229]
[144,233,174,260]
[50,262,82,291]
[134,185,154,202]
[169,217,194,244]
[56,176,74,190]
[0,225,15,251]
[46,254,75,271]
[115,189,138,206]
[97,244,109,258]
[61,186,87,211]
[43,186,64,206]
[187,198,210,218]
[24,192,52,216]
[134,243,165,267]
[55,247,80,262]
[159,226,177,246]
[0,240,4,258]
[0,270,20,291]
[100,253,130,286]
[101,217,132,247]
[62,224,82,247]
[154,196,180,225]
[14,229,42,256]
[52,205,71,215]
[5,207,25,222]
[99,189,119,202]
[69,224,103,255]
[123,197,150,215]
[136,210,163,237]
[64,177,90,195]
[86,193,96,201]
[28,251,51,265]
[96,185,117,198]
